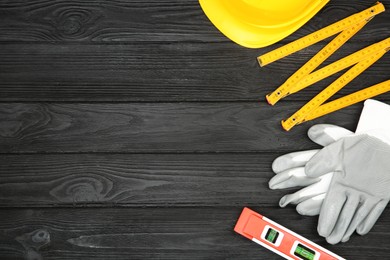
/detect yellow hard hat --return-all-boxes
[199,0,329,48]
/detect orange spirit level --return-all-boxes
[234,208,346,260]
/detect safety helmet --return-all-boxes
[199,0,329,48]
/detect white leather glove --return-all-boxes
[270,99,390,244]
[269,124,353,216]
[306,134,390,244]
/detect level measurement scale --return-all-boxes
[235,207,345,260]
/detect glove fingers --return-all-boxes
[318,187,347,238]
[308,124,353,147]
[269,167,319,189]
[279,180,328,207]
[305,141,343,178]
[341,198,377,243]
[272,150,319,173]
[325,194,360,244]
[356,200,388,235]
[296,194,325,216]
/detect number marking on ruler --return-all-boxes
[304,80,390,121]
[291,38,390,93]
[265,20,367,105]
[281,50,388,131]
[258,2,385,67]
[255,2,389,131]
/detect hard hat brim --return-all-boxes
[199,0,329,48]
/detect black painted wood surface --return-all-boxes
[0,0,389,259]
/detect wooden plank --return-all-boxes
[0,153,305,207]
[0,0,388,43]
[0,207,389,259]
[0,102,362,153]
[0,42,389,102]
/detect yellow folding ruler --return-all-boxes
[257,2,390,131]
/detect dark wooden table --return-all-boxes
[1,1,389,259]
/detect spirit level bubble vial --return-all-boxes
[234,208,346,260]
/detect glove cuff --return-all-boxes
[356,99,390,145]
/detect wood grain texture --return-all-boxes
[0,207,389,260]
[0,0,389,102]
[0,42,389,102]
[0,0,388,43]
[1,0,390,259]
[0,153,298,207]
[0,102,361,153]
